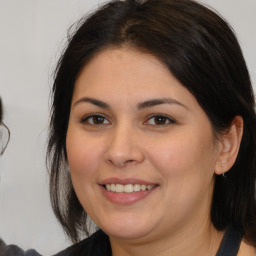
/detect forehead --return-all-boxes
[78,46,169,79]
[73,47,185,99]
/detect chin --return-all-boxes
[98,215,156,241]
[106,227,152,241]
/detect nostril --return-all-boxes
[124,159,135,165]
[106,158,135,167]
[121,159,136,167]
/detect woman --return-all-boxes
[48,0,256,255]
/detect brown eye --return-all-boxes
[92,116,105,124]
[154,116,168,125]
[146,115,175,126]
[82,115,110,125]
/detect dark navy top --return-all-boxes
[0,225,243,255]
[53,225,243,256]
[216,225,243,256]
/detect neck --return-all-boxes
[110,221,224,256]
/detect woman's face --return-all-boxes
[66,47,222,242]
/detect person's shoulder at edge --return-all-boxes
[238,240,256,256]
[0,237,42,256]
[52,229,111,256]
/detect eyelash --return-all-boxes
[80,114,111,126]
[80,114,176,127]
[144,114,176,127]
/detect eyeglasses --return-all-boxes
[0,122,10,155]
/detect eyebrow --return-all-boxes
[137,98,188,110]
[74,97,187,110]
[74,97,110,109]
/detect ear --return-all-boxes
[215,116,243,175]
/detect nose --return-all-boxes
[105,124,145,168]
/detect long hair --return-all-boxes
[47,0,256,245]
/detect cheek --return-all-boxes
[147,130,217,183]
[66,129,103,181]
[146,131,217,221]
[66,130,107,214]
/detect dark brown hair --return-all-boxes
[48,0,256,245]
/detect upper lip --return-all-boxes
[99,177,158,186]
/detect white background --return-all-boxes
[0,0,255,255]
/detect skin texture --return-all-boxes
[238,241,256,256]
[66,47,243,256]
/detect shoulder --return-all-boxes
[0,238,41,256]
[0,243,24,255]
[53,230,111,256]
[238,240,256,256]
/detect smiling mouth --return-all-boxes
[104,184,158,193]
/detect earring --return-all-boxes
[221,163,226,177]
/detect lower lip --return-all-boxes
[100,186,158,205]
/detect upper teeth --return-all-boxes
[105,184,155,193]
